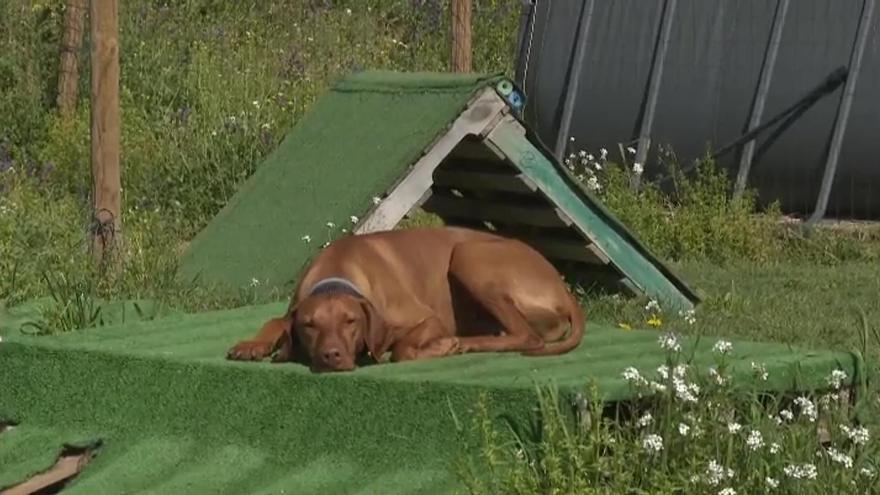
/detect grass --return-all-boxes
[2,0,880,493]
[456,350,879,494]
[0,0,519,308]
[580,260,880,361]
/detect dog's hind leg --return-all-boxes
[445,241,548,354]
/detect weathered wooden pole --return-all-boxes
[89,0,122,265]
[57,0,87,119]
[451,0,472,72]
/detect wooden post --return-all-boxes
[57,0,87,119]
[90,0,122,265]
[451,0,472,73]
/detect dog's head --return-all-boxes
[289,292,387,373]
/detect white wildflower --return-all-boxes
[578,150,587,158]
[708,367,727,385]
[586,154,594,162]
[622,366,641,381]
[751,362,769,381]
[784,463,818,480]
[371,196,382,205]
[712,340,733,355]
[778,409,794,422]
[622,367,648,386]
[765,477,779,489]
[642,434,663,453]
[860,467,875,478]
[645,299,661,312]
[249,277,260,287]
[349,215,359,224]
[325,221,335,228]
[570,136,575,142]
[678,423,690,436]
[675,379,700,403]
[819,393,840,409]
[826,369,848,389]
[769,442,782,454]
[632,162,643,175]
[658,332,681,352]
[252,100,260,109]
[727,422,742,434]
[345,8,352,15]
[689,474,701,484]
[826,447,853,469]
[301,235,311,243]
[794,396,818,422]
[627,146,636,154]
[649,381,668,393]
[599,147,608,159]
[679,308,697,325]
[746,430,764,451]
[718,488,736,495]
[586,176,601,192]
[637,412,653,427]
[841,425,870,446]
[656,364,698,402]
[656,364,687,380]
[705,460,735,486]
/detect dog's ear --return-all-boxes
[359,299,389,362]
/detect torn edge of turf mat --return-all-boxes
[0,440,102,495]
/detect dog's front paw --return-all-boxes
[226,340,273,361]
[423,337,462,357]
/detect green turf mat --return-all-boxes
[0,302,857,493]
[177,70,502,295]
[0,424,92,489]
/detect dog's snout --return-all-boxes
[321,347,342,365]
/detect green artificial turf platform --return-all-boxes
[0,302,857,493]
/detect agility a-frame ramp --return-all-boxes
[1,72,860,494]
[177,71,700,311]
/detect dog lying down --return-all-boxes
[226,226,586,373]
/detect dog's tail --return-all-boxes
[522,292,586,357]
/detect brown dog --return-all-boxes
[226,226,585,372]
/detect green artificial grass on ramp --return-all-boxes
[177,70,503,296]
[0,302,858,493]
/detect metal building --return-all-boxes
[515,0,880,220]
